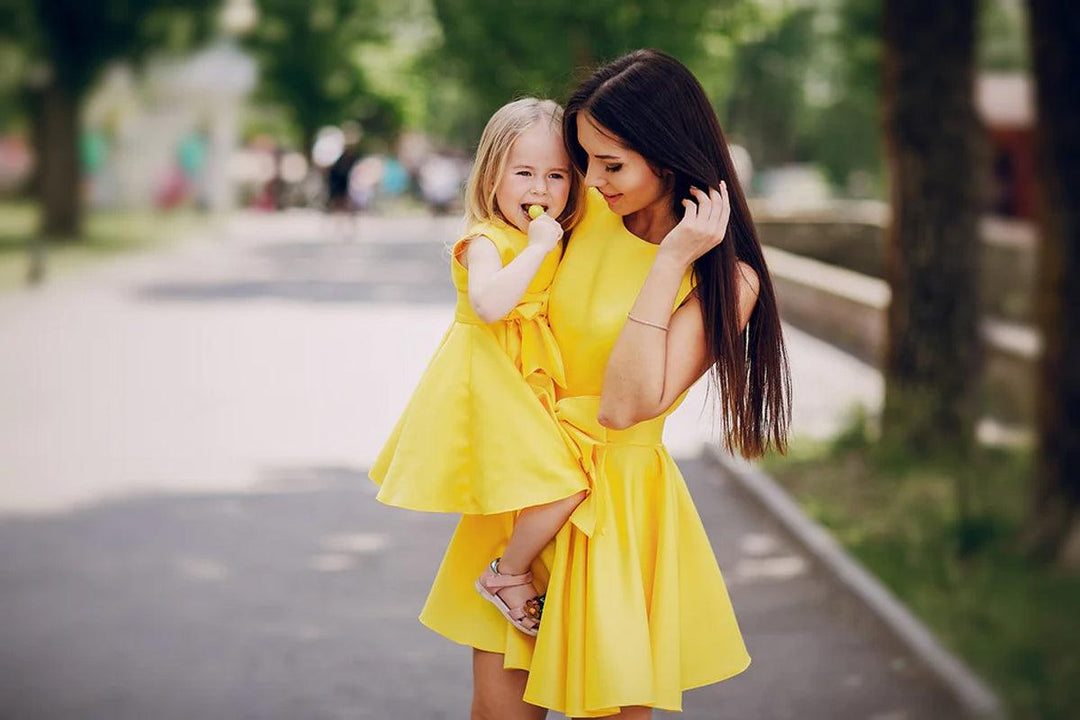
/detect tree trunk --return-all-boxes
[35,78,82,239]
[880,1,984,459]
[1024,0,1080,563]
[302,124,317,165]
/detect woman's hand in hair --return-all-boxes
[658,182,730,267]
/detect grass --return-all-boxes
[760,411,1080,720]
[0,201,210,293]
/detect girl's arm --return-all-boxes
[597,184,760,429]
[464,215,563,323]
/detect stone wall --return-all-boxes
[764,245,1038,429]
[754,203,1037,326]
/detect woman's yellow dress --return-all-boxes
[369,220,588,515]
[420,190,750,717]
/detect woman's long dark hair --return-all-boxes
[564,49,791,457]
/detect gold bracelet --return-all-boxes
[626,312,669,331]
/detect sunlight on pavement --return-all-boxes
[310,553,355,572]
[739,532,781,556]
[733,555,809,581]
[319,532,388,554]
[176,556,231,581]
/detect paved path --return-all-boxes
[0,212,953,719]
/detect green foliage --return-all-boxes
[809,0,883,193]
[0,40,29,131]
[424,0,732,144]
[725,6,816,167]
[20,0,220,97]
[724,0,883,195]
[244,0,404,152]
[762,437,1078,719]
[980,0,1028,71]
[0,0,220,132]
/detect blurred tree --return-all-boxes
[981,0,1028,71]
[725,6,815,170]
[0,38,29,134]
[1025,0,1079,564]
[244,0,403,159]
[720,0,886,196]
[880,2,985,462]
[425,0,723,143]
[0,0,220,238]
[810,0,882,194]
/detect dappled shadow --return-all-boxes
[0,456,964,719]
[0,464,463,720]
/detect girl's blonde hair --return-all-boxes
[463,97,585,232]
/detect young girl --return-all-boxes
[369,98,588,636]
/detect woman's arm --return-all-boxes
[598,184,760,429]
[464,215,563,323]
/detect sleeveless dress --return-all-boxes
[369,219,588,515]
[419,190,750,717]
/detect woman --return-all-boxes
[422,49,791,719]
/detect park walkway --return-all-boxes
[0,212,957,719]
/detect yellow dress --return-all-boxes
[369,219,588,515]
[419,189,750,717]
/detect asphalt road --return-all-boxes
[0,211,954,719]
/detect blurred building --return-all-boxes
[84,41,257,212]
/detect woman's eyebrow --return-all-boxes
[593,154,621,160]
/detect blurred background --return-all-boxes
[0,1,1075,718]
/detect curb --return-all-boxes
[703,444,1007,720]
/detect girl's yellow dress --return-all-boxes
[420,189,750,717]
[369,219,588,515]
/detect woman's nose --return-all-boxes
[584,164,603,189]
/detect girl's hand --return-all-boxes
[659,182,730,266]
[526,212,564,254]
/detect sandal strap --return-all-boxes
[480,568,533,589]
[479,557,533,589]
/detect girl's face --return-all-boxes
[495,122,572,233]
[575,112,670,217]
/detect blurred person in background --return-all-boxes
[323,123,364,240]
[326,142,361,214]
[418,152,464,215]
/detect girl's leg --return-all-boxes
[491,490,586,612]
[472,649,547,720]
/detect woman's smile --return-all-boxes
[600,191,623,207]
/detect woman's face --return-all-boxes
[494,121,572,233]
[575,112,669,217]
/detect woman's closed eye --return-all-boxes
[605,164,623,173]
